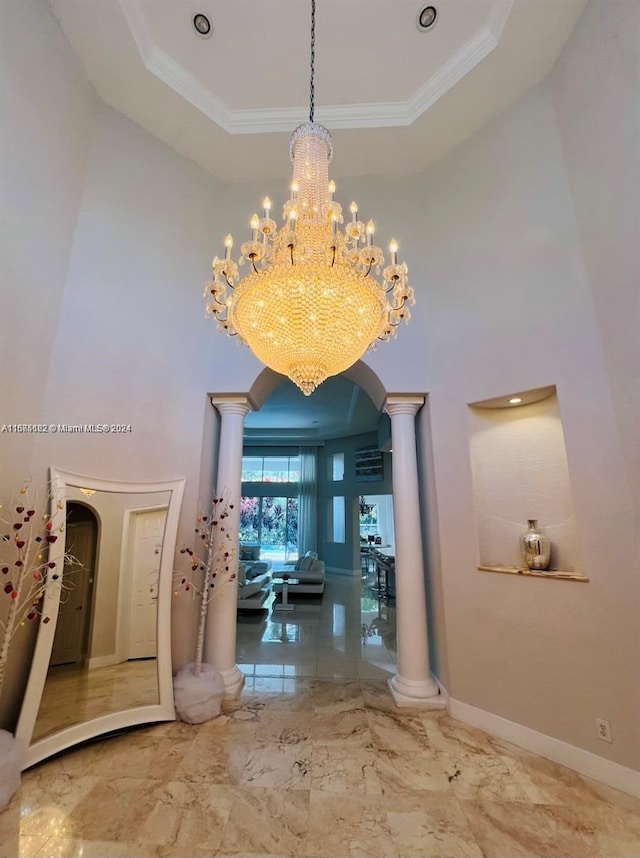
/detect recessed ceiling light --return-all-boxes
[193,13,212,39]
[417,5,438,31]
[509,397,523,404]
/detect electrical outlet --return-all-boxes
[595,718,612,743]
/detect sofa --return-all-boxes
[273,551,325,595]
[239,543,271,575]
[237,544,272,610]
[237,562,271,610]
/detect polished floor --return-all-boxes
[2,573,638,858]
[34,659,159,741]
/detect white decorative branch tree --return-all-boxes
[173,490,236,676]
[0,482,76,699]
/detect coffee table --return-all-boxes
[272,575,299,612]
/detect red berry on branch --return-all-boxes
[13,523,22,530]
[16,507,24,514]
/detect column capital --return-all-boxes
[210,394,255,418]
[384,394,425,417]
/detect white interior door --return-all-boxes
[128,509,166,659]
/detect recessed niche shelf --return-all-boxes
[468,387,584,576]
[478,565,589,582]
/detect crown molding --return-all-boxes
[119,0,513,134]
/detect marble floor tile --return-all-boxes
[311,707,373,749]
[367,707,431,751]
[309,679,363,714]
[421,714,495,756]
[175,733,250,785]
[460,798,601,858]
[304,791,397,858]
[220,787,309,856]
[254,714,313,747]
[42,838,161,857]
[435,748,533,802]
[0,834,52,858]
[241,742,312,789]
[310,746,382,795]
[2,772,101,840]
[385,793,484,858]
[134,781,234,852]
[375,748,453,795]
[5,572,637,858]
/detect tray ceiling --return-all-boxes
[49,0,586,180]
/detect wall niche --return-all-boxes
[468,386,584,577]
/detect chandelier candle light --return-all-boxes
[204,0,414,396]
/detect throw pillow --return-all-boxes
[300,555,314,572]
[239,547,251,561]
[237,564,247,587]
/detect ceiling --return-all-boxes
[49,0,586,181]
[244,376,381,444]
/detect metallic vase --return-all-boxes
[520,519,551,570]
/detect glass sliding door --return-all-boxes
[240,495,299,562]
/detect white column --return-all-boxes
[204,395,252,698]
[385,395,444,708]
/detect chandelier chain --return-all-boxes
[309,0,316,122]
[204,0,415,396]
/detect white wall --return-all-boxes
[27,104,253,668]
[551,0,640,521]
[0,0,98,484]
[416,78,638,768]
[0,0,98,726]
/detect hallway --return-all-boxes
[236,570,397,688]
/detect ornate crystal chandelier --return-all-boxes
[204,0,414,396]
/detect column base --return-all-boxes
[388,673,447,709]
[220,664,245,699]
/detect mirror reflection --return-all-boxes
[32,488,170,741]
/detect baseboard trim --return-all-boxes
[449,696,640,798]
[87,654,121,670]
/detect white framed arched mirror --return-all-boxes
[16,469,185,768]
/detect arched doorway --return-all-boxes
[50,502,98,667]
[207,363,441,707]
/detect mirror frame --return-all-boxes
[16,469,185,768]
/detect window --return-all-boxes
[240,496,299,561]
[242,455,300,483]
[329,496,345,543]
[329,452,344,481]
[241,454,301,561]
[359,501,379,539]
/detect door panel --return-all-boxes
[50,521,96,666]
[128,509,166,659]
